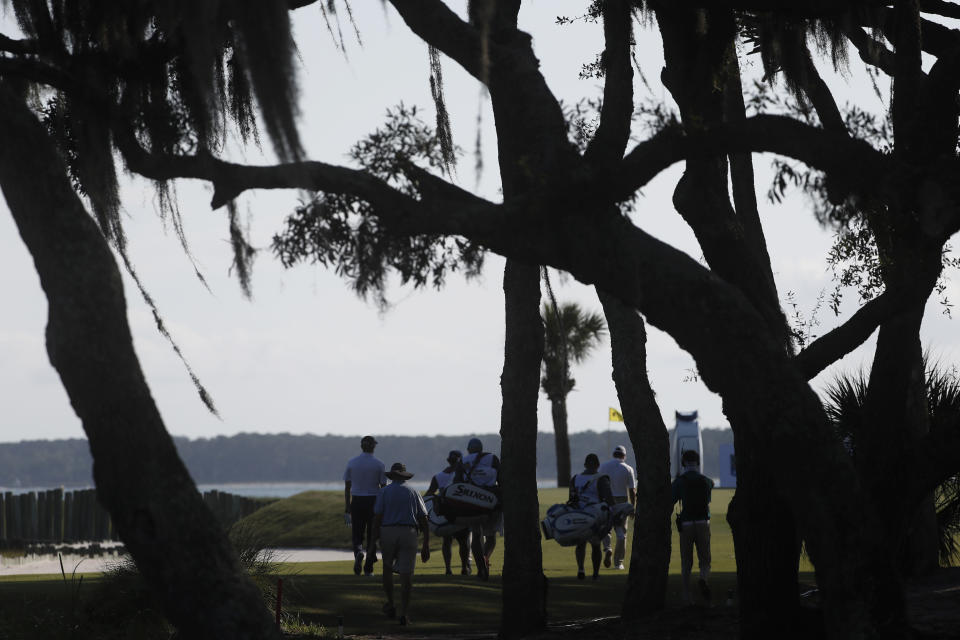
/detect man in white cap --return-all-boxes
[598,444,636,570]
[373,462,430,626]
[343,435,387,576]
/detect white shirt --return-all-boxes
[343,452,387,496]
[598,458,636,499]
[433,469,456,490]
[462,452,498,486]
[573,472,602,506]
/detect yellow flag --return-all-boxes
[609,407,624,422]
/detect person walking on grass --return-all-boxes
[672,449,714,604]
[425,450,472,575]
[460,437,502,580]
[598,445,636,570]
[570,453,614,580]
[343,435,387,576]
[373,462,430,627]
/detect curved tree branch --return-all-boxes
[387,0,488,82]
[0,55,78,93]
[584,0,634,168]
[919,0,960,19]
[799,46,848,134]
[669,0,892,13]
[121,113,894,240]
[0,33,42,55]
[874,6,960,59]
[115,129,504,237]
[844,26,897,76]
[793,291,898,379]
[614,114,889,201]
[724,54,777,293]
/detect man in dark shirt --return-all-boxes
[672,449,714,603]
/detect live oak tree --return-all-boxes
[0,2,303,637]
[5,1,960,639]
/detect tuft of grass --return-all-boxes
[281,612,330,637]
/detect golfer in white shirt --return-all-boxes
[344,435,387,575]
[598,445,636,570]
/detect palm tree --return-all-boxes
[824,363,960,569]
[541,301,607,487]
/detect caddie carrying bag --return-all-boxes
[541,502,611,547]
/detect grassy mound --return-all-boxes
[237,490,351,548]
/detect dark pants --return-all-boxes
[351,495,378,571]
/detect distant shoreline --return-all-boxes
[0,429,733,489]
[0,480,566,498]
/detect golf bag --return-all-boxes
[438,481,499,519]
[424,494,468,537]
[541,501,634,547]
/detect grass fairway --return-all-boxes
[265,488,787,635]
[0,488,820,637]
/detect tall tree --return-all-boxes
[540,301,607,487]
[655,6,803,632]
[0,82,280,639]
[0,1,303,635]
[499,261,547,636]
[597,291,672,617]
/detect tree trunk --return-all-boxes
[867,302,939,570]
[0,84,280,639]
[551,398,572,487]
[726,427,801,637]
[499,259,547,637]
[597,291,672,617]
[906,493,940,575]
[859,301,933,631]
[657,8,803,633]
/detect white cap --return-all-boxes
[613,445,627,456]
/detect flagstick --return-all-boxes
[606,415,611,457]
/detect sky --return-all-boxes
[1,1,959,445]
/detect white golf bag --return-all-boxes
[541,501,634,547]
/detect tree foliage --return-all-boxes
[540,300,607,401]
[825,361,960,566]
[272,104,484,309]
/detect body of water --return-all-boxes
[1,480,561,499]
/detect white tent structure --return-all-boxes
[670,410,703,478]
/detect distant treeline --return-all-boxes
[0,429,734,488]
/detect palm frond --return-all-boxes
[540,300,607,399]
